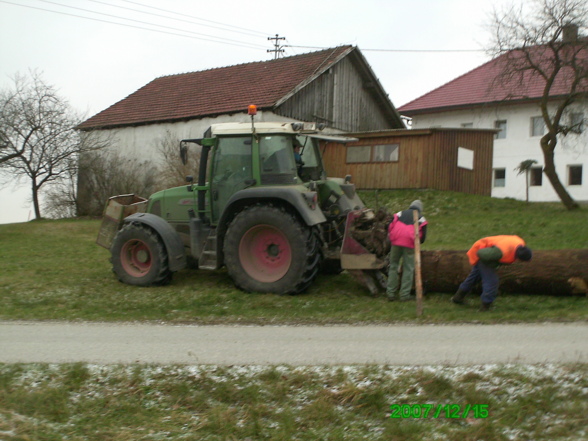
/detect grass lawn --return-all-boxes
[0,189,586,324]
[0,189,586,440]
[0,362,586,440]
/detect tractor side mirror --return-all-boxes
[179,138,208,165]
[180,144,188,165]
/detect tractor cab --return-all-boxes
[182,121,338,226]
[295,134,327,182]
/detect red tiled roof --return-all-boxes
[399,43,588,115]
[78,46,354,130]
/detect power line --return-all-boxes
[2,1,486,55]
[119,0,269,37]
[282,38,298,57]
[0,0,266,50]
[364,48,484,53]
[286,44,485,53]
[88,0,268,38]
[36,0,267,49]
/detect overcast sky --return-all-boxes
[0,0,513,224]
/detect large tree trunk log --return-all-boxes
[347,210,587,296]
[421,249,588,296]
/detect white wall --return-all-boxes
[410,102,588,202]
[96,110,298,161]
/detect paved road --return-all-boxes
[1,321,586,365]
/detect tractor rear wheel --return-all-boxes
[111,222,172,286]
[223,205,320,294]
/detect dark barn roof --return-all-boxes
[79,46,402,130]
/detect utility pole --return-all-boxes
[267,34,285,59]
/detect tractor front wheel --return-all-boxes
[111,222,172,286]
[223,205,320,294]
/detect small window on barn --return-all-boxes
[457,147,474,170]
[530,167,543,186]
[373,144,399,162]
[495,120,507,139]
[346,146,371,163]
[494,168,506,187]
[568,165,583,185]
[531,116,545,137]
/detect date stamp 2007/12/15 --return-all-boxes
[390,404,489,419]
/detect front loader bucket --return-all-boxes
[96,194,148,249]
[340,209,387,295]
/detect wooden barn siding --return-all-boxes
[451,130,493,195]
[322,134,425,189]
[430,131,493,195]
[277,58,392,132]
[322,130,494,195]
[277,70,334,125]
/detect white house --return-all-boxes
[399,41,587,203]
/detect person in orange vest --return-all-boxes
[452,235,532,311]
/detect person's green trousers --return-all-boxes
[386,245,415,300]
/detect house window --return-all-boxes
[530,167,543,186]
[373,144,399,162]
[531,116,545,137]
[346,144,399,163]
[570,112,584,133]
[568,165,583,185]
[346,146,371,163]
[494,168,506,187]
[495,120,507,139]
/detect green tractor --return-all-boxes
[97,111,387,295]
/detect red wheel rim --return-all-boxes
[239,224,292,283]
[120,239,152,277]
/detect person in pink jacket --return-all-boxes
[386,200,428,301]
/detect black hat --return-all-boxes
[515,246,533,261]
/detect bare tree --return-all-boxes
[0,78,29,165]
[76,149,159,217]
[0,135,24,164]
[488,0,588,210]
[0,71,108,218]
[74,131,200,217]
[42,157,79,219]
[155,129,201,189]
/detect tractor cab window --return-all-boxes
[260,135,300,185]
[210,136,253,221]
[296,136,326,182]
